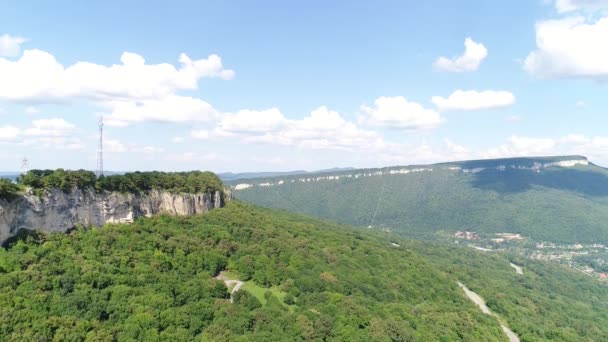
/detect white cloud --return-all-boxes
[105,139,128,153]
[217,108,286,134]
[0,125,21,141]
[212,106,384,150]
[431,90,515,112]
[434,38,488,72]
[276,106,382,150]
[360,96,443,129]
[24,106,39,115]
[0,118,83,149]
[103,95,218,127]
[0,49,234,103]
[23,118,75,137]
[0,34,27,57]
[172,137,185,143]
[191,129,210,140]
[576,100,586,107]
[21,136,84,150]
[508,135,556,153]
[484,135,557,159]
[444,138,469,154]
[524,16,608,79]
[560,133,589,144]
[554,0,608,12]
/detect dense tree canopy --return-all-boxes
[0,202,508,341]
[2,202,608,340]
[16,169,224,195]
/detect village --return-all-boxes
[448,230,608,281]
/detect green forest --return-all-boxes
[233,160,608,244]
[2,169,224,199]
[2,202,608,341]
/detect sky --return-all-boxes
[1,0,608,172]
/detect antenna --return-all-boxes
[96,118,104,177]
[21,157,29,175]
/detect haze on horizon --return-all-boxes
[1,0,608,173]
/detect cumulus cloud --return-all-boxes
[524,16,608,79]
[431,90,515,112]
[0,118,83,150]
[209,106,383,150]
[103,95,218,127]
[360,96,443,129]
[434,38,488,72]
[554,0,608,13]
[0,50,234,103]
[216,108,286,134]
[0,34,27,57]
[23,118,75,137]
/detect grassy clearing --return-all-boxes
[222,270,296,310]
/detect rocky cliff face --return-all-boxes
[0,188,227,243]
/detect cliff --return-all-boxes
[0,188,227,243]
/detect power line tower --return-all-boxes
[96,118,104,177]
[21,157,29,175]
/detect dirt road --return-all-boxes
[458,282,520,342]
[215,272,244,303]
[510,263,523,275]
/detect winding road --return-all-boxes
[215,272,244,303]
[510,263,523,275]
[458,282,520,342]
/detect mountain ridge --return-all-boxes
[232,155,608,244]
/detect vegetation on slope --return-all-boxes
[403,239,608,341]
[0,202,508,341]
[0,178,20,201]
[16,169,224,195]
[234,160,608,243]
[1,202,607,340]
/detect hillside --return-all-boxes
[1,202,504,341]
[2,202,608,341]
[231,156,608,243]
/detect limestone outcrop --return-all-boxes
[0,188,227,243]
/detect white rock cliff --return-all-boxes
[0,188,227,244]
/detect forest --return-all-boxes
[5,169,224,198]
[2,202,608,341]
[233,161,608,244]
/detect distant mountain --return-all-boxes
[231,155,608,243]
[218,167,355,181]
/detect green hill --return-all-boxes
[2,202,608,341]
[231,156,608,243]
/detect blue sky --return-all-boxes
[1,0,608,172]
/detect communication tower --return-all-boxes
[21,157,29,175]
[96,118,104,177]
